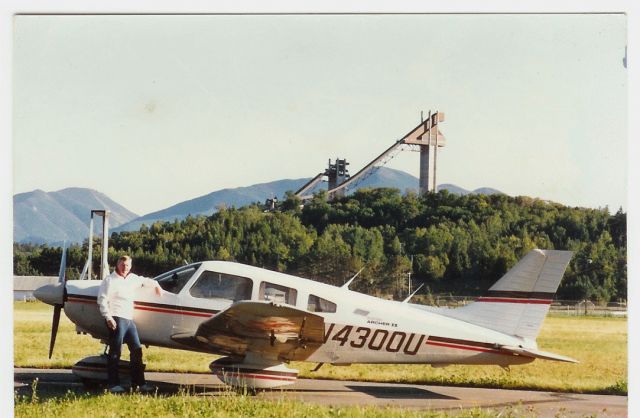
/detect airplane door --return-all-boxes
[135,264,202,347]
[134,288,183,347]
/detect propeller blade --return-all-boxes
[49,305,62,359]
[48,243,68,358]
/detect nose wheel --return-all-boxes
[72,354,131,387]
[80,378,102,390]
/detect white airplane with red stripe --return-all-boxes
[34,248,576,390]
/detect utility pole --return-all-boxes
[87,210,110,280]
[407,254,414,296]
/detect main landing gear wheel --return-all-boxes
[210,356,299,391]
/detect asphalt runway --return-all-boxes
[14,368,627,417]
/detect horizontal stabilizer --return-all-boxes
[500,345,578,363]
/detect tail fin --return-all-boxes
[444,249,573,341]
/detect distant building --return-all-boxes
[14,276,58,301]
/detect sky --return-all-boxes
[11,13,628,215]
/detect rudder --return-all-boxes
[443,249,572,342]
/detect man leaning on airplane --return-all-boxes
[97,255,164,393]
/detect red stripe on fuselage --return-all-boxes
[65,295,216,318]
[476,297,552,305]
[134,305,213,318]
[426,340,515,356]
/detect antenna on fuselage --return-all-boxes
[341,267,365,289]
[402,283,424,303]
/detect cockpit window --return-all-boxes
[154,263,201,294]
[307,294,337,313]
[189,271,253,302]
[259,282,297,305]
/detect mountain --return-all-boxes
[438,183,470,195]
[13,188,138,244]
[114,167,422,231]
[472,187,503,195]
[348,166,418,192]
[113,178,309,232]
[14,169,504,242]
[438,184,504,196]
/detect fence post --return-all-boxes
[585,300,588,316]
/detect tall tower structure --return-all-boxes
[326,158,350,198]
[404,111,446,194]
[293,110,446,202]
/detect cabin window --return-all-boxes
[189,271,253,302]
[307,294,337,313]
[154,264,201,294]
[259,282,297,305]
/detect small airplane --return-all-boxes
[34,243,577,390]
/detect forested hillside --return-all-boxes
[14,189,626,302]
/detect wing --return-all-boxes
[171,300,325,361]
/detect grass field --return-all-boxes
[14,301,627,396]
[15,389,514,418]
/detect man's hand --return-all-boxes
[155,284,164,297]
[107,318,117,330]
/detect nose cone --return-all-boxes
[33,283,64,306]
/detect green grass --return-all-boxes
[14,301,627,395]
[13,386,537,418]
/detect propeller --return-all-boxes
[48,244,68,359]
[49,305,62,359]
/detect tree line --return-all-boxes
[14,189,627,303]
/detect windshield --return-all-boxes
[189,271,253,302]
[154,263,201,294]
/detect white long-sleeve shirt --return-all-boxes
[97,271,158,322]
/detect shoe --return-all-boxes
[137,383,155,393]
[109,385,126,394]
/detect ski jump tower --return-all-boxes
[294,110,446,199]
[404,111,446,194]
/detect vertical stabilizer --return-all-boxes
[442,249,572,341]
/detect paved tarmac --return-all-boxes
[14,368,627,417]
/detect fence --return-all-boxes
[410,295,627,317]
[550,300,627,317]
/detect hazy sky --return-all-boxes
[13,14,627,215]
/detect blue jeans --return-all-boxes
[107,317,146,387]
